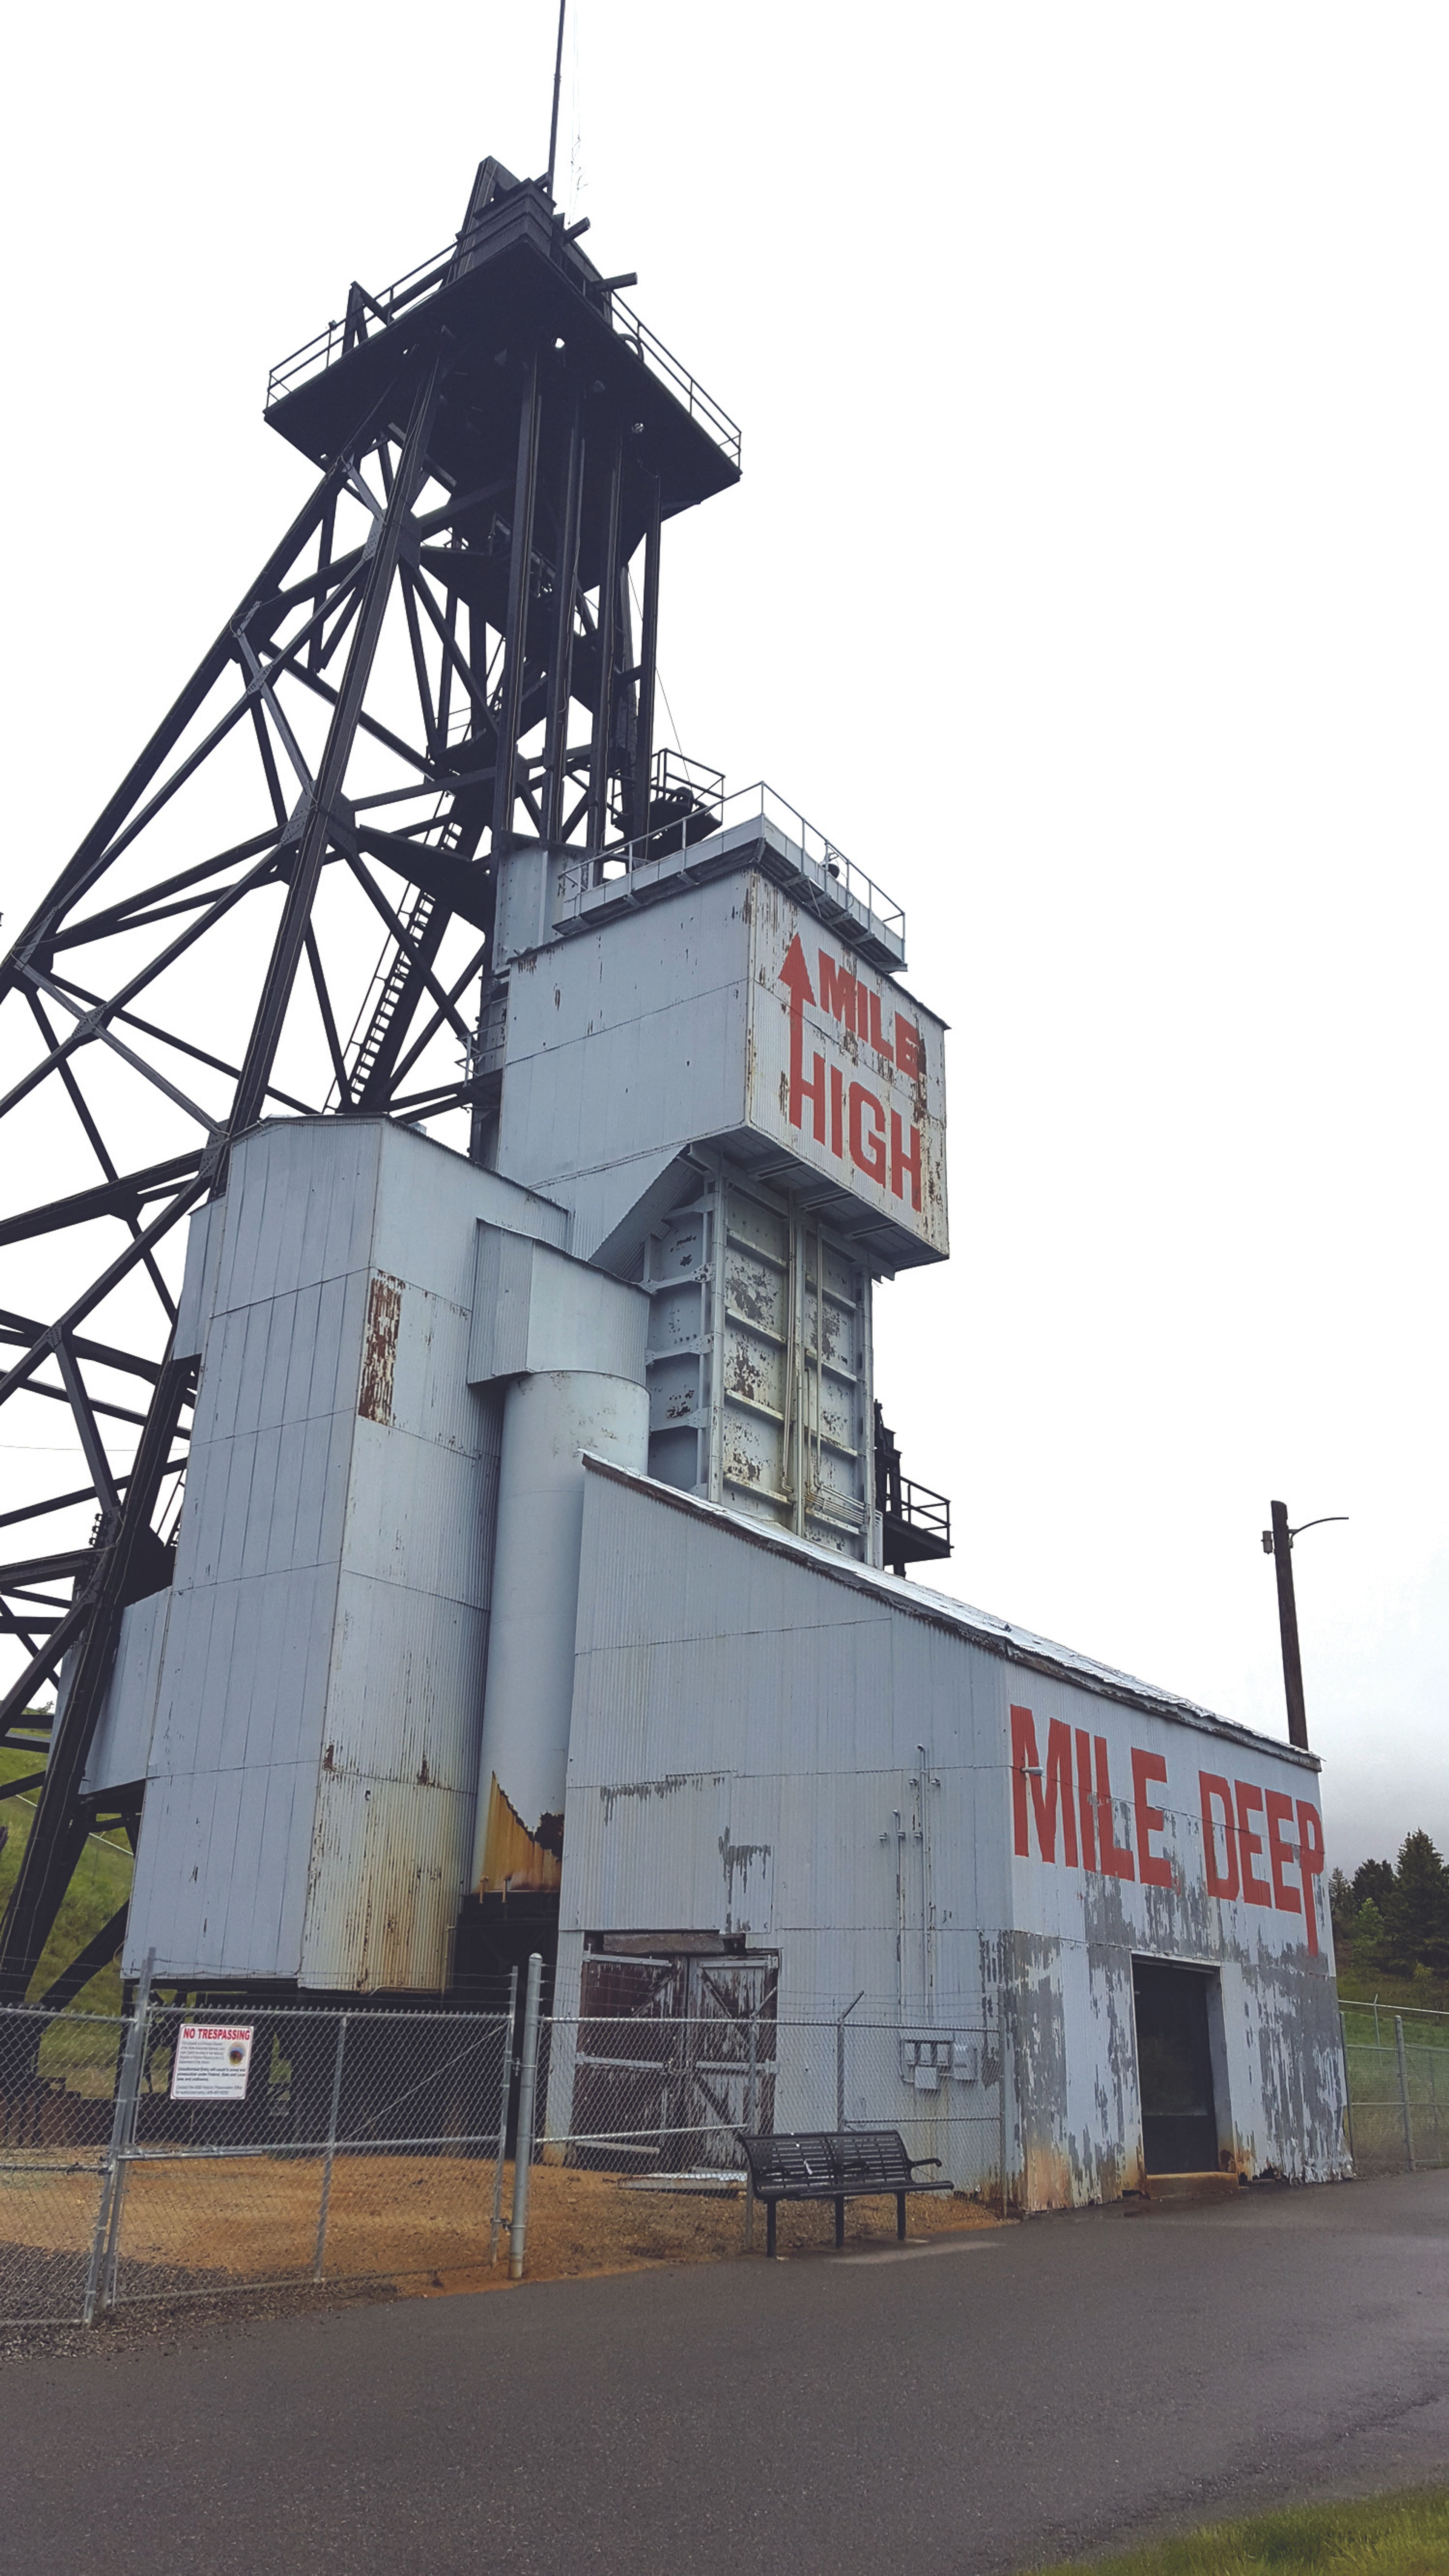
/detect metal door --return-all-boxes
[675,1955,779,2166]
[572,1950,778,2170]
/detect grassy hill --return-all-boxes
[0,1740,132,2012]
[1334,1937,1449,2019]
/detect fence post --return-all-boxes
[1339,2009,1355,2168]
[509,1953,543,2283]
[490,1967,518,2266]
[312,2013,349,2282]
[998,2026,1009,2222]
[835,1991,864,2132]
[83,1947,155,2324]
[741,2005,759,2251]
[1395,2014,1415,2171]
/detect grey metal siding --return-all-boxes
[83,1589,170,1795]
[560,1463,1348,2202]
[124,1119,560,1989]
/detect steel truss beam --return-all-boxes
[0,154,718,2001]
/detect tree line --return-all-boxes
[1329,1832,1449,1978]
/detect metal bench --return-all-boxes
[737,2128,954,2256]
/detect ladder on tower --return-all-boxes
[344,813,462,1104]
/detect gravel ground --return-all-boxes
[0,2273,397,2369]
[0,2167,1000,2364]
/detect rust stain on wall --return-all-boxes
[358,1272,403,1425]
[477,1771,563,1897]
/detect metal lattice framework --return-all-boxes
[0,156,739,2001]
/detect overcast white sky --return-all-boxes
[3,3,1445,1873]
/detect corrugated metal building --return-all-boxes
[559,1461,1344,2204]
[98,801,1349,2204]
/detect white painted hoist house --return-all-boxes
[94,811,1349,2205]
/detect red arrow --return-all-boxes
[778,932,816,1013]
[779,933,823,1139]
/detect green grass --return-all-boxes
[1337,1966,1449,2021]
[0,1739,132,2015]
[1338,1996,1449,2053]
[1030,2485,1449,2572]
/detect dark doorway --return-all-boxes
[1132,1961,1220,2173]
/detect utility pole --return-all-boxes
[1261,1503,1348,1754]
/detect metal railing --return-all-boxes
[265,211,741,470]
[888,1476,951,1551]
[554,775,907,959]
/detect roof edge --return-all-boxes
[580,1456,1322,1774]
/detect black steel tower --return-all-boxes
[0,158,739,2001]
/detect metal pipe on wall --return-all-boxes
[471,1368,649,1897]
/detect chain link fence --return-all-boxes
[9,1979,1447,2325]
[1340,2005,1448,2175]
[0,1975,1007,2323]
[0,2001,118,2324]
[538,2007,1004,2193]
[0,1986,520,2323]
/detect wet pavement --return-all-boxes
[6,2169,1447,2573]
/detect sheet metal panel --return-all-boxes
[468,1228,649,1385]
[639,1167,875,1558]
[496,872,946,1273]
[561,1462,1347,2198]
[83,1588,170,1794]
[125,1119,557,1989]
[372,1114,569,1302]
[173,1196,224,1360]
[744,879,948,1263]
[211,1117,382,1318]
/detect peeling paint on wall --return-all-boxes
[599,1772,725,1823]
[719,1824,771,1906]
[358,1272,403,1425]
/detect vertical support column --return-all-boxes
[705,1161,727,1505]
[543,397,585,846]
[787,1214,806,1536]
[1340,2008,1356,2168]
[437,589,456,749]
[1395,2013,1415,2170]
[492,351,543,859]
[918,1744,935,2026]
[509,1952,544,2281]
[86,1947,155,2321]
[308,492,337,676]
[586,429,624,853]
[741,2006,759,2250]
[1267,1500,1310,1751]
[312,2013,349,2280]
[490,1966,519,2264]
[835,1992,863,2132]
[629,472,662,845]
[998,2023,1009,2221]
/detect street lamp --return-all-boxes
[1261,1502,1348,1752]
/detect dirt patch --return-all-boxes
[0,2153,1003,2312]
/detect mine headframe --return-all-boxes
[0,156,740,2002]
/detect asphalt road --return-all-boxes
[7,2171,1447,2574]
